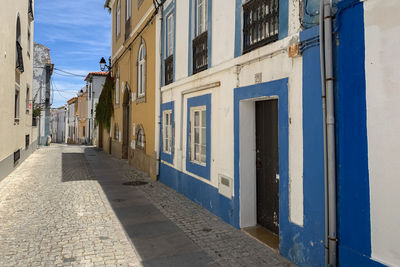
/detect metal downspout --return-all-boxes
[319,1,329,266]
[156,4,164,177]
[323,0,337,265]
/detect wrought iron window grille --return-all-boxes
[243,0,279,54]
[192,31,208,74]
[164,55,173,85]
[16,41,24,73]
[28,0,34,20]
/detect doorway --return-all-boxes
[255,99,279,235]
[122,88,130,159]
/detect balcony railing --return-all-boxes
[28,0,34,20]
[164,55,173,85]
[243,0,279,54]
[192,31,208,74]
[16,41,24,73]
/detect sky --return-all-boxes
[34,0,111,108]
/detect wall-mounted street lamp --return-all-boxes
[99,57,111,71]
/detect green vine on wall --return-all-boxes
[95,74,114,132]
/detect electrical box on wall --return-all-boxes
[218,174,233,199]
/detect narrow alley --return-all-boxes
[0,145,293,267]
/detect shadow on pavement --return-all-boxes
[61,153,96,182]
[79,147,215,267]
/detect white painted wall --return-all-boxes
[160,0,304,228]
[211,0,235,67]
[364,0,400,265]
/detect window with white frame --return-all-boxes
[190,106,206,165]
[116,0,121,37]
[115,67,120,105]
[196,0,208,36]
[137,43,146,97]
[163,110,173,153]
[126,0,131,21]
[167,14,174,57]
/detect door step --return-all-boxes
[242,225,279,252]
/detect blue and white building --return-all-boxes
[155,0,400,266]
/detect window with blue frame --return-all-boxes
[192,0,209,74]
[165,13,174,85]
[186,94,211,179]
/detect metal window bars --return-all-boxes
[16,41,24,73]
[28,0,34,20]
[192,31,208,74]
[164,55,173,85]
[243,0,279,54]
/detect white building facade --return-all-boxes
[50,107,66,143]
[0,0,37,181]
[85,72,108,145]
[155,0,400,266]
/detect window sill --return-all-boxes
[189,160,206,167]
[136,96,146,104]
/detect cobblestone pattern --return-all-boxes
[0,145,140,267]
[122,162,294,267]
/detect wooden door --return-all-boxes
[255,99,279,235]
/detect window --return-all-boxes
[25,135,30,149]
[190,106,206,165]
[26,85,30,112]
[27,22,31,56]
[115,67,120,105]
[15,85,20,120]
[137,43,146,98]
[165,13,174,85]
[197,0,208,36]
[243,0,279,54]
[126,0,131,21]
[28,0,34,20]
[192,0,208,74]
[125,0,131,39]
[163,110,173,153]
[136,125,146,149]
[83,126,85,137]
[114,123,119,140]
[116,0,121,37]
[16,16,24,73]
[167,14,174,57]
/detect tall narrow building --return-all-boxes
[0,0,37,181]
[103,0,159,179]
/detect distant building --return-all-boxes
[50,107,66,143]
[66,97,77,144]
[33,43,53,145]
[77,87,87,144]
[0,0,37,182]
[84,72,108,145]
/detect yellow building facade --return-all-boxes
[105,0,158,179]
[77,90,87,144]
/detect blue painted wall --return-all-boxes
[334,1,384,266]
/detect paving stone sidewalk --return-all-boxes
[0,144,294,266]
[88,147,294,267]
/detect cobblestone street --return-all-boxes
[0,145,294,266]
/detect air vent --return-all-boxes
[218,174,233,199]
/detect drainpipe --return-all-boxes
[156,4,164,177]
[319,1,328,266]
[320,0,337,266]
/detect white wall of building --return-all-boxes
[0,0,37,164]
[160,0,304,228]
[364,0,400,265]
